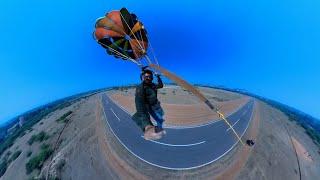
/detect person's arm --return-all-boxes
[155,74,163,89]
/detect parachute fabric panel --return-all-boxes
[95,17,125,36]
[119,8,148,58]
[119,8,135,34]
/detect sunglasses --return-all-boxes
[144,75,153,79]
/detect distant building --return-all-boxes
[19,116,26,127]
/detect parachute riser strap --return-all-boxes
[143,31,160,67]
[149,64,244,146]
[119,11,145,53]
[97,41,131,60]
[205,99,244,145]
[97,40,142,66]
[217,111,245,145]
[144,55,162,76]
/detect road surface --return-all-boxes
[101,94,254,170]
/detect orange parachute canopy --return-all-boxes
[93,8,148,60]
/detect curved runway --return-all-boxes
[101,94,254,170]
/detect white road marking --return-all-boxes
[101,95,255,170]
[143,137,206,147]
[110,108,120,121]
[227,118,241,131]
[107,96,132,115]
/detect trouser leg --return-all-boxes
[149,107,165,128]
[132,113,152,132]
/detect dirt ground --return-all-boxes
[236,100,320,180]
[1,96,82,180]
[1,94,120,180]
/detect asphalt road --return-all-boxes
[102,94,254,170]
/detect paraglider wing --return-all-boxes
[93,8,148,60]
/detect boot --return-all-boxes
[144,125,162,140]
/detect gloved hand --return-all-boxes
[154,72,161,77]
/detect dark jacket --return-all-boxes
[131,76,163,131]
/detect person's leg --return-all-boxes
[132,113,152,132]
[149,108,164,128]
[132,112,162,140]
[149,107,166,135]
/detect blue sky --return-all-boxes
[0,0,319,125]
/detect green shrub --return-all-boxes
[5,151,12,157]
[0,150,20,177]
[0,159,8,177]
[28,131,49,145]
[26,144,53,174]
[27,136,35,145]
[56,111,72,123]
[26,151,32,157]
[9,150,22,162]
[28,176,37,180]
[19,131,26,137]
[40,143,50,150]
[305,127,320,145]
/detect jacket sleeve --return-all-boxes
[155,75,163,89]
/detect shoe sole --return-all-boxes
[144,133,162,140]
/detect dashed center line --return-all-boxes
[227,118,241,131]
[110,108,120,121]
[110,99,131,115]
[227,108,250,131]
